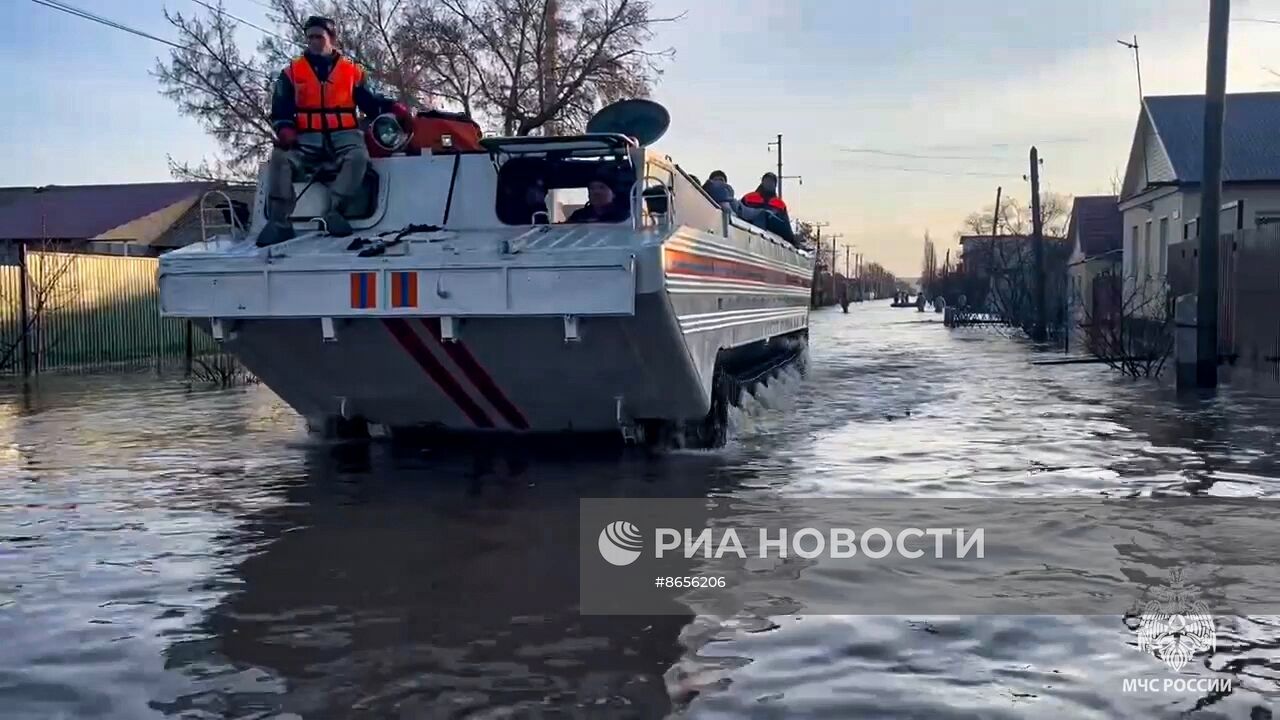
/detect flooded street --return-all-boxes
[2,303,1279,719]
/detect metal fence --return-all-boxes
[0,250,220,375]
[1168,225,1280,379]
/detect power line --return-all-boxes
[27,0,272,80]
[189,0,298,47]
[29,0,186,50]
[840,162,1017,179]
[840,147,1004,162]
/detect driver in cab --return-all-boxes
[567,177,629,224]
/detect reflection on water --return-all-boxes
[1,305,1279,718]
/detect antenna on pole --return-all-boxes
[1118,35,1149,187]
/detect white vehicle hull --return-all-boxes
[160,141,812,443]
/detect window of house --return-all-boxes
[1128,224,1139,277]
[1143,220,1153,278]
[1158,217,1169,277]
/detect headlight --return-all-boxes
[370,114,409,152]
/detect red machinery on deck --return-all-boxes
[366,109,483,158]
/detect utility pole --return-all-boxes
[1197,0,1231,388]
[809,221,829,308]
[767,134,782,194]
[813,221,830,257]
[827,233,844,307]
[766,135,803,197]
[845,245,851,277]
[828,233,843,277]
[1029,147,1047,342]
[990,186,1003,237]
[856,253,863,301]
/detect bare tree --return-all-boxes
[155,0,679,181]
[0,240,81,374]
[191,352,260,386]
[1074,272,1173,378]
[1109,167,1124,197]
[921,231,937,295]
[958,234,1069,339]
[962,192,1071,239]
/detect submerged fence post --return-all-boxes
[17,239,30,378]
[184,320,193,377]
[1175,293,1198,389]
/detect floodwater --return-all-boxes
[1,304,1279,719]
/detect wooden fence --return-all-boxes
[0,249,219,375]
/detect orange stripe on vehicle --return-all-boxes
[663,248,811,289]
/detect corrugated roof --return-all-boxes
[1067,195,1122,257]
[0,182,211,241]
[1145,92,1280,183]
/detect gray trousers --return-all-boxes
[264,129,369,223]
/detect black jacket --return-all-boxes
[270,52,395,131]
[568,201,629,224]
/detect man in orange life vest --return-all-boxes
[740,172,790,220]
[257,16,413,247]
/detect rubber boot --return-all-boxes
[323,210,354,237]
[255,222,296,247]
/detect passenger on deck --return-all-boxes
[255,16,414,247]
[703,173,738,211]
[702,170,729,196]
[741,172,790,220]
[567,178,629,224]
[736,172,798,246]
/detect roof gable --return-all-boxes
[1144,92,1280,184]
[1121,106,1178,200]
[1067,195,1122,258]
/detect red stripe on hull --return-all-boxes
[421,318,530,430]
[663,248,811,289]
[383,318,494,428]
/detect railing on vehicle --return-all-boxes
[632,176,674,231]
[199,190,244,244]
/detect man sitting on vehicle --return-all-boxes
[740,172,789,220]
[703,172,739,212]
[739,172,798,245]
[255,15,414,247]
[567,177,629,224]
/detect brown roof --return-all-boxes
[0,182,213,241]
[1067,195,1122,257]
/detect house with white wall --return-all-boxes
[1064,196,1122,351]
[1119,92,1280,293]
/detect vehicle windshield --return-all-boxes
[495,154,636,225]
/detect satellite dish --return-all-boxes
[586,99,670,147]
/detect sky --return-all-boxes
[3,1,1280,275]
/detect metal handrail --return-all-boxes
[199,190,243,243]
[632,176,674,231]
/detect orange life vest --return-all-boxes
[287,55,363,132]
[742,191,788,214]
